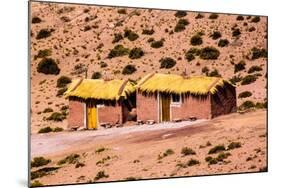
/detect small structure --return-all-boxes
[64,78,136,129]
[136,73,236,123]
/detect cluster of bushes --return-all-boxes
[201,66,209,75]
[174,11,187,18]
[91,72,102,79]
[38,126,64,134]
[185,48,201,62]
[142,29,155,35]
[209,13,219,19]
[31,167,60,180]
[190,34,203,46]
[234,60,246,73]
[205,152,231,165]
[241,74,257,85]
[94,171,109,181]
[108,45,130,58]
[218,39,229,47]
[210,31,221,40]
[181,147,196,156]
[122,64,137,75]
[150,39,164,48]
[37,58,60,75]
[32,16,42,24]
[229,75,242,84]
[36,28,54,40]
[174,18,189,32]
[238,91,252,98]
[250,47,267,60]
[236,15,244,21]
[124,29,139,41]
[57,153,80,165]
[159,57,176,69]
[158,149,174,160]
[31,157,51,168]
[112,33,123,43]
[34,49,52,60]
[208,69,221,77]
[199,46,220,60]
[239,100,267,110]
[129,47,144,59]
[57,76,71,88]
[248,65,263,73]
[43,107,53,113]
[46,112,66,122]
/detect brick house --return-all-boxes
[64,78,136,129]
[136,73,236,123]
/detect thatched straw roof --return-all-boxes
[64,78,136,101]
[137,73,234,95]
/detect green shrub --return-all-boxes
[37,58,60,75]
[32,17,42,24]
[117,8,126,14]
[199,47,220,60]
[208,145,226,154]
[234,61,246,73]
[112,33,123,43]
[256,101,267,109]
[100,61,108,68]
[94,171,109,181]
[36,29,53,39]
[56,87,67,97]
[174,11,187,18]
[249,26,256,32]
[124,29,139,41]
[34,49,52,60]
[236,15,244,21]
[38,127,53,134]
[31,157,51,168]
[209,13,219,19]
[108,45,130,58]
[218,39,229,47]
[216,152,231,161]
[151,40,164,48]
[75,162,85,168]
[174,19,189,32]
[209,69,221,77]
[129,47,144,59]
[251,47,267,60]
[227,142,242,150]
[202,66,209,75]
[160,57,176,69]
[190,34,203,46]
[147,37,155,43]
[181,147,196,156]
[187,158,200,166]
[53,127,64,132]
[248,65,262,73]
[31,167,59,180]
[185,53,195,62]
[95,147,107,153]
[31,180,43,187]
[43,107,53,113]
[46,112,66,122]
[57,76,71,88]
[232,28,241,37]
[122,64,137,75]
[239,100,255,110]
[238,91,252,98]
[57,154,80,165]
[158,149,174,159]
[241,75,257,85]
[195,13,204,19]
[185,47,201,61]
[142,29,154,35]
[251,16,260,23]
[210,31,221,40]
[91,72,102,79]
[229,75,242,84]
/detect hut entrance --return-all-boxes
[160,93,171,122]
[87,106,97,129]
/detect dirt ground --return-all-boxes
[30,110,267,186]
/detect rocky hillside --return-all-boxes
[30,2,267,133]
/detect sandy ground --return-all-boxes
[30,110,267,186]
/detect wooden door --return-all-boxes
[161,94,171,122]
[87,107,97,129]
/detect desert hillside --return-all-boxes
[30,2,267,133]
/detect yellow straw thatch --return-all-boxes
[137,73,234,95]
[64,79,136,101]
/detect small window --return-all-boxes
[97,104,105,108]
[171,94,181,105]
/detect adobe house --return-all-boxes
[64,78,136,129]
[136,73,236,123]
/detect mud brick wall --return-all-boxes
[98,105,122,125]
[136,91,158,123]
[68,100,85,129]
[171,95,212,120]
